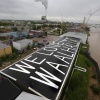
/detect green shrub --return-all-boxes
[0,58,3,66]
[9,53,17,60]
[12,47,18,54]
[27,44,31,50]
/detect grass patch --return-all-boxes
[63,44,94,100]
[66,70,88,100]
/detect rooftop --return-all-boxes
[0,42,10,49]
[60,32,87,37]
[60,32,87,44]
[15,39,31,44]
[0,32,12,36]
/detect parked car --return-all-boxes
[41,42,49,47]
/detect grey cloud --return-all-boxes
[0,0,100,23]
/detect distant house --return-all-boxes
[67,27,83,32]
[60,32,88,44]
[29,30,45,38]
[11,32,25,39]
[0,32,25,40]
[0,32,13,40]
[13,39,33,51]
[22,31,29,38]
[0,43,12,57]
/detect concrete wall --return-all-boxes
[20,39,33,50]
[13,39,33,51]
[0,48,5,57]
[13,42,21,51]
[0,46,12,57]
[4,46,12,55]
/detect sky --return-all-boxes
[0,0,100,23]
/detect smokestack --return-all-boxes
[34,0,48,16]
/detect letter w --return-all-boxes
[30,67,61,89]
[9,61,35,74]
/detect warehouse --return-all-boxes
[0,36,81,100]
[13,39,33,51]
[0,43,12,57]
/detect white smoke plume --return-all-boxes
[35,0,48,10]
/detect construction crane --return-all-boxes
[86,8,100,24]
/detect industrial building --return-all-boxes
[60,32,87,44]
[0,32,26,40]
[0,43,12,57]
[29,30,46,38]
[13,39,33,51]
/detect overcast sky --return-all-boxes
[0,0,100,23]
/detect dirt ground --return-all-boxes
[88,66,100,100]
[32,35,60,43]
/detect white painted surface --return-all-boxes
[13,39,33,51]
[13,42,21,51]
[16,91,45,100]
[60,32,87,44]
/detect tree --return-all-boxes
[56,24,61,28]
[27,44,31,50]
[85,27,90,31]
[11,27,18,31]
[37,25,41,30]
[32,25,37,30]
[21,27,24,31]
[12,47,18,54]
[61,22,67,34]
